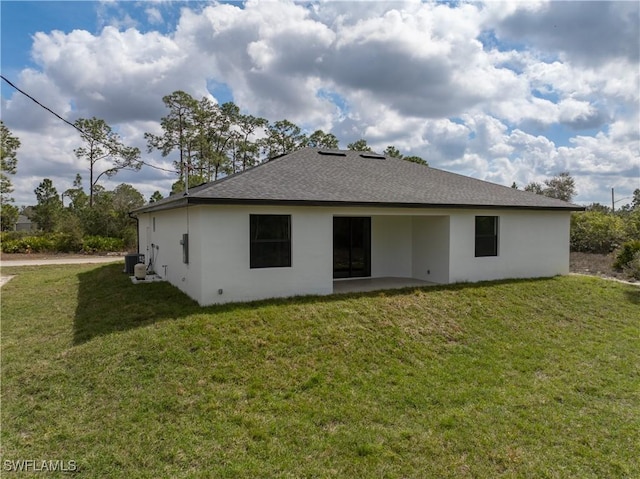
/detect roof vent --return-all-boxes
[318,150,347,157]
[268,153,288,161]
[359,153,386,160]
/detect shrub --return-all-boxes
[1,231,31,242]
[54,233,83,253]
[623,252,640,280]
[621,209,640,242]
[1,239,23,253]
[1,234,58,253]
[613,240,640,270]
[1,233,124,254]
[570,211,625,253]
[120,227,138,252]
[82,236,125,253]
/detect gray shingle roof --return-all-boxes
[133,148,583,213]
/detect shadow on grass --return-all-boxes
[75,267,634,344]
[624,287,640,304]
[74,264,201,344]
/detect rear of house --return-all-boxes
[132,148,579,305]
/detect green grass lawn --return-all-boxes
[1,264,638,478]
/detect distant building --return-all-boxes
[15,215,35,232]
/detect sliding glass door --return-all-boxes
[333,217,371,278]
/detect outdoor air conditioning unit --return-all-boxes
[124,253,145,275]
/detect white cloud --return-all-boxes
[1,0,638,207]
[145,7,163,25]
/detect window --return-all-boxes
[250,215,291,268]
[475,216,498,257]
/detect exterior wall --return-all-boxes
[196,205,333,305]
[138,207,202,302]
[136,204,571,305]
[448,210,571,283]
[371,216,413,278]
[412,216,450,283]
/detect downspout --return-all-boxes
[128,211,140,253]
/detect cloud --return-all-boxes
[1,0,638,207]
[495,1,640,67]
[145,7,163,25]
[27,26,210,123]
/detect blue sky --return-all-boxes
[1,1,638,206]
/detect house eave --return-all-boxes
[130,196,189,215]
[132,196,584,214]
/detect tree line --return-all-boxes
[1,90,638,260]
[0,91,426,244]
[144,91,426,194]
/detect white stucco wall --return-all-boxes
[371,216,413,278]
[412,216,450,283]
[138,206,202,302]
[448,210,571,283]
[136,205,571,305]
[196,205,333,305]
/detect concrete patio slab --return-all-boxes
[333,277,436,294]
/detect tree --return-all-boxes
[171,174,206,195]
[149,191,164,203]
[112,183,145,214]
[112,183,145,247]
[382,145,428,165]
[145,91,198,186]
[74,117,142,207]
[82,186,114,237]
[307,130,339,149]
[263,120,307,158]
[525,172,576,202]
[586,203,611,214]
[1,121,20,230]
[1,121,19,202]
[63,174,89,212]
[232,113,268,173]
[197,100,237,181]
[403,155,428,166]
[543,171,576,202]
[33,178,62,232]
[524,182,544,195]
[383,145,403,158]
[1,204,18,231]
[632,188,640,210]
[347,139,372,151]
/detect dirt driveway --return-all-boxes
[1,256,123,267]
[0,254,124,287]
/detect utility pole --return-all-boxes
[611,187,631,212]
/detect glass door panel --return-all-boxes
[333,217,371,278]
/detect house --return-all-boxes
[15,214,35,232]
[131,148,582,305]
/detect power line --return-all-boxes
[1,74,178,174]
